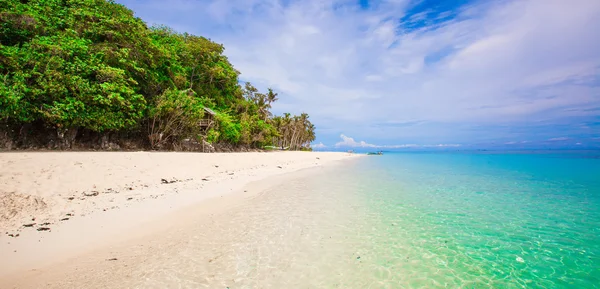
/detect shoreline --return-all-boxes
[0,151,361,285]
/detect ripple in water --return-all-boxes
[341,152,600,288]
[107,152,600,289]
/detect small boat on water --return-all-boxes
[367,151,383,155]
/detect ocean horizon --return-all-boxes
[314,148,600,153]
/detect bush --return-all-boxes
[147,88,204,148]
[215,112,240,144]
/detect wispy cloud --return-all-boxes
[334,134,460,148]
[335,134,377,148]
[311,142,327,149]
[548,137,570,141]
[117,0,600,147]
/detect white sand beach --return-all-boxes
[0,151,360,288]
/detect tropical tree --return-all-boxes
[0,0,318,151]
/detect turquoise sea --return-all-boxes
[133,150,600,289]
[314,150,600,288]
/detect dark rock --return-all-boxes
[23,223,36,227]
[66,213,74,216]
[37,227,50,231]
[106,258,118,261]
[40,222,51,226]
[127,197,133,201]
[60,218,69,221]
[201,178,209,181]
[161,178,177,184]
[277,166,282,168]
[67,197,75,200]
[105,188,119,194]
[83,191,99,197]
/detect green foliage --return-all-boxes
[1,31,146,130]
[0,0,317,150]
[0,0,150,131]
[0,11,40,46]
[215,112,241,144]
[147,89,204,148]
[205,128,220,144]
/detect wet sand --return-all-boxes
[0,151,360,287]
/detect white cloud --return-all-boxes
[424,144,462,148]
[505,140,532,145]
[334,134,460,148]
[386,143,461,148]
[335,134,377,148]
[118,0,600,144]
[311,142,327,149]
[548,137,570,141]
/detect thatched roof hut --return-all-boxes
[199,107,216,128]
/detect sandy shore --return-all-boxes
[0,151,359,286]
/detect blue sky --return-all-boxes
[116,0,600,149]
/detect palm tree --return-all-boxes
[266,88,278,106]
[304,123,316,148]
[243,82,258,100]
[254,93,269,120]
[282,113,291,148]
[270,116,282,147]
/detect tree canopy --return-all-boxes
[0,0,315,150]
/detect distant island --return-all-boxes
[0,0,315,152]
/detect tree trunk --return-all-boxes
[290,128,298,150]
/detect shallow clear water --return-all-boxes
[337,151,600,288]
[105,151,600,289]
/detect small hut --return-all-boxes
[200,107,217,152]
[199,107,216,129]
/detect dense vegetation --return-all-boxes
[0,0,316,151]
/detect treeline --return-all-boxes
[0,0,315,151]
